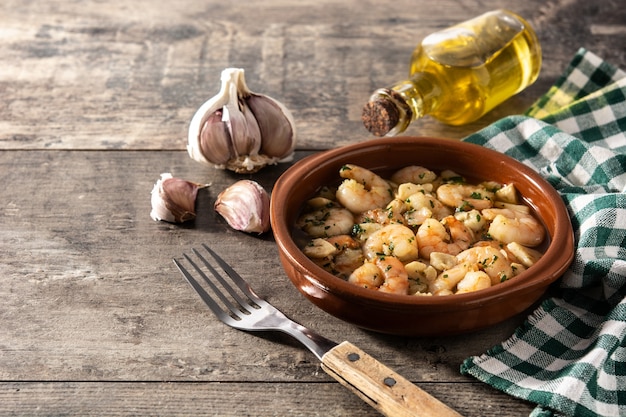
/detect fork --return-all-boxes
[174,244,463,417]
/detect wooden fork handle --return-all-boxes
[321,341,463,417]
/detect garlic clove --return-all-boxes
[200,110,233,165]
[150,173,207,223]
[224,97,262,158]
[188,68,296,173]
[187,70,232,166]
[214,179,270,234]
[247,93,296,160]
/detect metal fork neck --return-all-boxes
[280,321,338,361]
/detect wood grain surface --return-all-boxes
[1,0,625,415]
[2,0,624,151]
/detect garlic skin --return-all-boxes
[150,173,206,223]
[188,68,296,173]
[215,180,271,234]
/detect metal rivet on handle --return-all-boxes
[347,352,360,362]
[383,377,397,387]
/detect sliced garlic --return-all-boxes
[214,180,271,234]
[506,242,543,268]
[303,238,338,259]
[188,68,296,173]
[150,173,208,223]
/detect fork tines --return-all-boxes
[173,244,265,323]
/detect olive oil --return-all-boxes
[362,10,542,136]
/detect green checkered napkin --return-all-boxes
[460,48,626,417]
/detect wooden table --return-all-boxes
[2,1,624,415]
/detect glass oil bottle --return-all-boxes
[362,9,542,136]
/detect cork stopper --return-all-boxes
[361,97,399,137]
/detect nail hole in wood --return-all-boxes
[383,377,397,387]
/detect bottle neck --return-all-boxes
[362,73,439,136]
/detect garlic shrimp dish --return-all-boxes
[296,164,547,296]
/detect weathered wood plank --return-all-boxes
[0,149,527,382]
[0,0,623,151]
[0,381,535,417]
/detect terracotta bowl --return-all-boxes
[270,137,574,336]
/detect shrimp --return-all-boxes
[429,264,468,296]
[405,192,453,222]
[385,198,410,225]
[349,262,384,289]
[348,256,409,294]
[326,235,364,277]
[325,234,360,251]
[429,246,509,294]
[482,207,545,247]
[336,164,393,214]
[391,166,437,185]
[471,240,532,270]
[363,224,419,262]
[456,245,514,285]
[376,256,409,294]
[373,197,444,227]
[404,206,433,227]
[297,206,354,238]
[456,271,492,294]
[357,199,406,226]
[416,216,473,258]
[436,183,495,211]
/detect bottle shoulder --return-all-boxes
[417,10,529,68]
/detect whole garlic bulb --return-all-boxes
[214,180,270,234]
[150,173,208,223]
[188,68,296,173]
